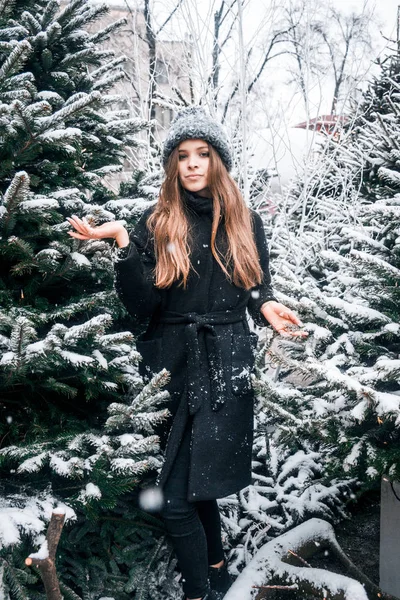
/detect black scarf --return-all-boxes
[184,191,214,215]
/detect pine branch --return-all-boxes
[37,91,101,133]
[90,17,127,44]
[0,40,31,82]
[1,171,30,234]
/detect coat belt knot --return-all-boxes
[159,309,247,415]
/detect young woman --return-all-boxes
[67,107,306,600]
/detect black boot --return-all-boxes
[208,561,233,595]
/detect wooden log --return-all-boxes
[25,511,65,600]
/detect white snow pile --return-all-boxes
[224,519,368,600]
[324,296,390,326]
[19,197,59,212]
[0,494,75,549]
[28,539,49,561]
[77,482,102,503]
[70,251,91,267]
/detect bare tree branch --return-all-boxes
[123,0,146,44]
[156,0,184,35]
[222,22,295,119]
[282,0,376,116]
[208,0,238,98]
[282,5,308,109]
[172,85,190,106]
[220,17,236,50]
[247,25,295,94]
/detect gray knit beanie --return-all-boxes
[162,106,233,171]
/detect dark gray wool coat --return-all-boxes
[114,192,276,501]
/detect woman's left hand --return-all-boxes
[261,301,308,338]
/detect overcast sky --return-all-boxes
[325,0,398,38]
[107,0,399,41]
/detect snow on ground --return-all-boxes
[224,518,368,600]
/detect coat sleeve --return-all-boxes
[113,208,161,321]
[247,210,277,327]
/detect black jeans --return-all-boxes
[159,418,225,599]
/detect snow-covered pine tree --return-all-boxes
[0,370,173,600]
[0,0,150,445]
[308,46,400,485]
[0,2,176,598]
[251,44,400,499]
[214,125,357,571]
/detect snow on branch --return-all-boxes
[0,495,75,550]
[2,170,30,216]
[0,40,31,81]
[37,91,101,131]
[323,296,390,327]
[350,249,400,278]
[224,518,386,600]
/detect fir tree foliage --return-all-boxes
[254,45,400,499]
[0,370,170,510]
[258,256,399,486]
[0,2,175,599]
[0,369,171,600]
[0,0,148,444]
[113,169,163,222]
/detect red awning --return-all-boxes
[294,114,349,133]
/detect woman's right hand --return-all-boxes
[66,215,129,247]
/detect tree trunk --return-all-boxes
[143,0,157,140]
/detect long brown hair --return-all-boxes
[147,144,262,290]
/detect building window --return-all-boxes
[155,59,168,84]
[155,106,173,129]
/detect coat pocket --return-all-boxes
[231,332,258,395]
[136,338,162,381]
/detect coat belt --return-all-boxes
[159,309,247,415]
